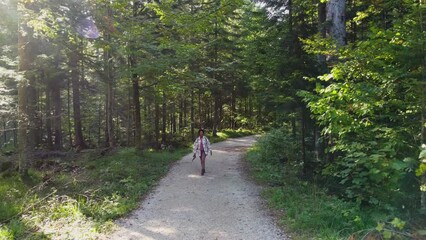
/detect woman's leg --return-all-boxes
[200,151,206,175]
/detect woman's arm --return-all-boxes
[193,138,199,156]
[206,137,212,155]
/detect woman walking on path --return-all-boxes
[193,129,212,175]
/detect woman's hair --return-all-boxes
[198,128,204,133]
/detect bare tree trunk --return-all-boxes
[315,0,327,161]
[318,0,327,64]
[13,121,17,147]
[213,97,219,136]
[130,64,141,149]
[179,98,183,132]
[130,2,142,149]
[155,94,160,149]
[162,91,167,144]
[18,83,30,176]
[69,44,86,151]
[97,102,102,146]
[127,86,132,146]
[291,116,297,138]
[52,83,62,150]
[129,56,142,149]
[183,96,187,130]
[326,0,346,47]
[420,6,426,212]
[172,102,177,134]
[45,86,53,149]
[301,108,314,179]
[3,121,6,145]
[323,0,345,164]
[231,89,236,129]
[102,5,115,148]
[17,15,37,176]
[104,46,115,148]
[191,90,195,140]
[34,85,42,148]
[198,91,201,126]
[105,79,115,147]
[67,74,72,148]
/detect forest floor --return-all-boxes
[102,136,287,240]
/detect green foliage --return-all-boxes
[0,171,42,221]
[300,2,425,207]
[255,128,300,164]
[374,217,414,240]
[246,131,389,239]
[246,130,426,239]
[0,219,27,240]
[417,145,426,177]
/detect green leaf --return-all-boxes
[376,222,385,232]
[391,161,407,171]
[383,230,392,239]
[390,217,405,230]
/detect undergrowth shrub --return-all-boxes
[255,128,299,164]
[245,129,415,239]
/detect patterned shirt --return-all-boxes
[193,136,211,156]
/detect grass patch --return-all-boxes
[0,148,190,239]
[210,128,257,143]
[0,129,250,239]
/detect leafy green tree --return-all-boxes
[301,1,425,208]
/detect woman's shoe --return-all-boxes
[201,169,205,175]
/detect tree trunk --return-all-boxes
[326,0,346,47]
[69,44,86,151]
[315,0,327,160]
[198,91,201,127]
[183,96,187,130]
[34,85,42,148]
[45,86,53,149]
[18,82,29,176]
[162,91,167,144]
[419,4,425,210]
[67,73,72,148]
[171,102,176,134]
[191,90,195,140]
[301,108,311,179]
[155,94,160,149]
[231,89,236,129]
[98,102,102,146]
[127,86,132,146]
[318,1,327,67]
[131,66,141,149]
[3,121,6,145]
[213,96,219,136]
[104,45,115,148]
[105,79,115,148]
[179,99,183,132]
[129,2,142,149]
[17,16,37,176]
[128,52,140,147]
[13,121,17,147]
[52,83,62,150]
[291,116,297,138]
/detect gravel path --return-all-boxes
[107,136,287,240]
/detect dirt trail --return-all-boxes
[106,136,287,240]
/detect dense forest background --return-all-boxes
[0,0,425,238]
